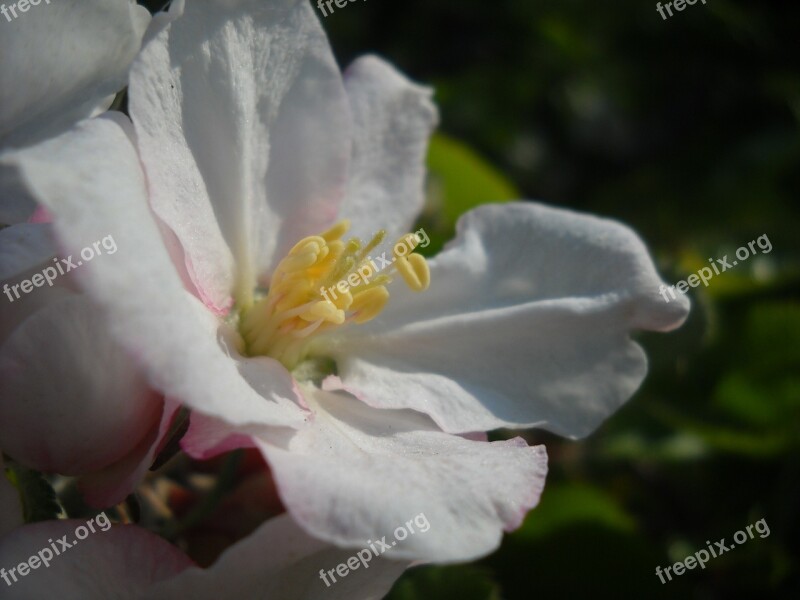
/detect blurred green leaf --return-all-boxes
[427,133,519,223]
[738,302,800,372]
[512,483,636,541]
[649,403,798,458]
[418,133,519,255]
[385,564,500,600]
[712,302,800,433]
[714,373,800,428]
[5,462,61,523]
[486,483,683,599]
[599,431,709,463]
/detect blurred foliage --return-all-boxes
[4,460,60,523]
[418,133,520,255]
[138,0,800,597]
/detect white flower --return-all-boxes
[2,0,689,573]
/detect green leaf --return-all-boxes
[417,133,519,255]
[386,564,500,600]
[649,403,798,458]
[4,461,61,523]
[511,483,636,542]
[711,302,800,436]
[486,484,682,598]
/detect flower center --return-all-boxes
[239,220,430,370]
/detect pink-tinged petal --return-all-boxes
[0,0,150,148]
[3,115,307,431]
[0,282,73,352]
[181,349,314,460]
[258,386,548,562]
[78,400,182,509]
[339,55,439,241]
[128,0,351,307]
[0,295,163,475]
[147,513,409,600]
[26,206,52,224]
[0,221,74,348]
[328,202,690,438]
[0,455,23,537]
[0,521,193,599]
[181,411,259,461]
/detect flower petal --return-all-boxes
[0,162,38,225]
[0,521,193,599]
[78,400,182,509]
[3,114,307,431]
[0,295,163,475]
[148,513,409,599]
[0,220,71,348]
[338,55,438,241]
[328,202,690,437]
[0,223,55,281]
[0,455,23,537]
[128,0,351,308]
[0,0,150,148]
[258,386,547,562]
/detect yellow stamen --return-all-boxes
[349,286,390,324]
[239,220,431,369]
[357,229,387,262]
[395,253,430,292]
[320,220,350,242]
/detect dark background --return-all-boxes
[139,1,800,597]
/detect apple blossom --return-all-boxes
[1,0,689,582]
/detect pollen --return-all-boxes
[239,220,430,369]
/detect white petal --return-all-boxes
[128,0,351,308]
[0,223,56,281]
[148,513,408,600]
[0,226,76,349]
[339,56,439,241]
[0,0,150,148]
[328,202,691,437]
[0,162,37,224]
[3,115,307,431]
[0,295,163,475]
[0,521,193,599]
[78,400,182,509]
[181,347,316,460]
[0,455,23,537]
[259,387,548,562]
